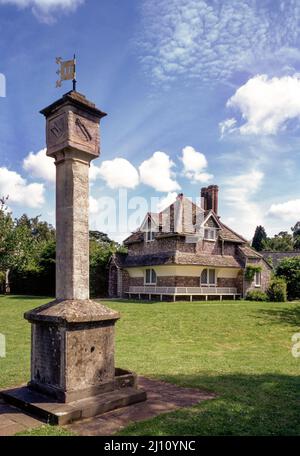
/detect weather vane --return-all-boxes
[56,54,77,91]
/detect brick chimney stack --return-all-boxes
[201,185,219,214]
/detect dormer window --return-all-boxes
[145,231,155,242]
[204,228,217,241]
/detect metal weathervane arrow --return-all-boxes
[56,54,77,91]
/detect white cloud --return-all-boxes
[223,169,264,238]
[0,0,84,22]
[89,195,99,215]
[23,148,55,182]
[219,118,237,137]
[225,74,300,135]
[181,146,213,183]
[139,0,300,84]
[97,158,139,189]
[156,191,177,212]
[0,167,44,208]
[139,151,180,192]
[267,199,300,222]
[89,162,101,182]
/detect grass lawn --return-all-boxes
[1,295,300,436]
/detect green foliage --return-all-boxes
[267,277,287,302]
[276,257,300,300]
[89,232,126,298]
[245,290,268,301]
[10,240,56,296]
[244,265,262,282]
[262,231,294,252]
[252,225,267,252]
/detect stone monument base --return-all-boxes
[0,299,147,425]
[1,371,146,425]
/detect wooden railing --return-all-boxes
[127,286,238,295]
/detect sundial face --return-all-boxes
[50,116,66,139]
[46,108,100,158]
[75,117,92,142]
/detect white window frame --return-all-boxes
[254,271,261,287]
[204,228,217,241]
[144,268,157,285]
[145,231,155,242]
[200,268,216,286]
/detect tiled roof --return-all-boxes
[115,252,176,267]
[175,252,243,268]
[238,245,262,258]
[123,231,144,245]
[219,223,248,243]
[261,251,300,268]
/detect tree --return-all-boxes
[252,225,267,251]
[89,233,126,298]
[291,222,300,251]
[262,231,294,252]
[276,257,300,300]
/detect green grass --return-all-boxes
[1,295,300,436]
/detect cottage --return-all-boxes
[108,185,272,301]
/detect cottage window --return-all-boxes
[145,268,157,285]
[145,231,155,242]
[201,268,216,286]
[254,271,261,287]
[204,228,217,241]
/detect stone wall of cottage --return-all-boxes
[197,239,221,254]
[121,269,130,296]
[243,258,271,295]
[127,274,242,290]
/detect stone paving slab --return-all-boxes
[0,397,41,436]
[0,377,216,436]
[65,377,216,436]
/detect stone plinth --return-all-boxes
[25,300,120,402]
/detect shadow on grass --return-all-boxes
[254,304,300,328]
[120,372,300,436]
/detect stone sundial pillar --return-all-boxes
[1,91,146,423]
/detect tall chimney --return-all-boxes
[201,185,219,214]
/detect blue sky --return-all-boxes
[0,0,300,242]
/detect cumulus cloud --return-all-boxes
[223,169,264,238]
[23,148,55,182]
[225,74,300,135]
[267,199,300,222]
[181,146,213,183]
[0,167,44,208]
[0,0,84,22]
[139,151,180,192]
[97,158,139,189]
[139,0,300,84]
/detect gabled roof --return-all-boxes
[123,193,249,246]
